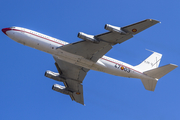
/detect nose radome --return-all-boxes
[2,28,12,35]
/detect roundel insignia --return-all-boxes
[121,66,124,70]
[76,92,81,95]
[132,29,137,32]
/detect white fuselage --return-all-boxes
[5,27,149,80]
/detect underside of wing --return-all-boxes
[49,56,89,105]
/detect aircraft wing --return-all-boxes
[53,56,89,105]
[59,19,160,62]
[96,19,160,44]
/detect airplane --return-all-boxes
[2,19,178,105]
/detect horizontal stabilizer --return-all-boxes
[141,64,178,91]
[141,78,158,91]
[144,64,178,79]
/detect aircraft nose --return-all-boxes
[2,28,12,35]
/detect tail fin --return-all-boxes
[135,52,162,72]
[141,64,178,91]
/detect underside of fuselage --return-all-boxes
[2,19,177,104]
[4,27,141,79]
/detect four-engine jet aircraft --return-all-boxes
[2,19,178,105]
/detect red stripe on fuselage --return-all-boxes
[101,57,142,74]
[12,29,65,46]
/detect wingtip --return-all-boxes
[148,19,161,23]
[169,64,178,68]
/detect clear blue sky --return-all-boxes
[1,0,180,119]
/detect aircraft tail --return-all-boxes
[141,64,178,91]
[135,52,162,72]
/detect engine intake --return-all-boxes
[77,32,99,43]
[52,84,72,95]
[104,24,126,34]
[45,70,65,82]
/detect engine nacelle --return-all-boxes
[77,32,99,43]
[104,24,126,34]
[52,84,72,95]
[45,70,65,82]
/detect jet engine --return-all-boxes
[77,32,99,43]
[104,24,126,34]
[52,84,72,95]
[45,70,65,82]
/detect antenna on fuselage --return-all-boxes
[145,49,156,53]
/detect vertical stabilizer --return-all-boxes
[135,52,162,72]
